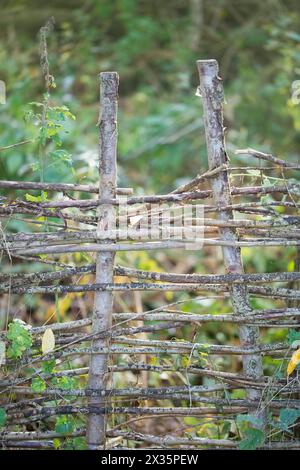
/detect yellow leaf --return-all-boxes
[42,328,55,354]
[53,438,60,450]
[165,291,174,302]
[287,348,300,375]
[149,356,158,366]
[180,356,191,368]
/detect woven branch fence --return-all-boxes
[0,59,299,450]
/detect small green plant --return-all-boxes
[23,17,76,185]
[41,359,56,374]
[239,428,265,450]
[25,100,75,177]
[31,377,47,392]
[237,414,265,450]
[6,321,32,359]
[279,408,300,433]
[51,376,77,390]
[64,437,88,450]
[55,415,75,434]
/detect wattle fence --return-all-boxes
[0,60,299,450]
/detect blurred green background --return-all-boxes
[1,0,300,192]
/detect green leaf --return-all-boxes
[25,193,43,203]
[180,355,190,368]
[31,377,47,392]
[0,408,7,427]
[51,133,63,146]
[49,149,72,166]
[237,414,264,429]
[279,408,300,432]
[288,329,300,346]
[196,343,210,354]
[30,162,41,172]
[238,428,264,450]
[55,416,75,434]
[47,106,76,122]
[49,148,69,158]
[64,437,87,450]
[38,126,48,145]
[41,359,56,374]
[57,376,76,390]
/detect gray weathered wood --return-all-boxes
[197,59,264,404]
[86,72,118,449]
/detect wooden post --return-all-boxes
[86,72,118,449]
[196,60,263,403]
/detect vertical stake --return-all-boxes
[196,60,263,406]
[86,72,118,449]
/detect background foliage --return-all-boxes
[0,0,300,447]
[1,0,300,190]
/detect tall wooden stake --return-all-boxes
[197,60,263,403]
[86,72,118,449]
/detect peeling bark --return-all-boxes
[197,59,264,404]
[86,72,118,449]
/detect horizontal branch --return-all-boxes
[235,148,300,170]
[0,140,33,152]
[2,279,300,299]
[6,385,231,399]
[0,180,132,195]
[31,306,300,332]
[0,428,85,441]
[116,266,300,285]
[6,340,289,368]
[108,430,300,450]
[172,164,228,194]
[6,402,300,426]
[2,263,300,293]
[2,182,299,210]
[5,237,300,258]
